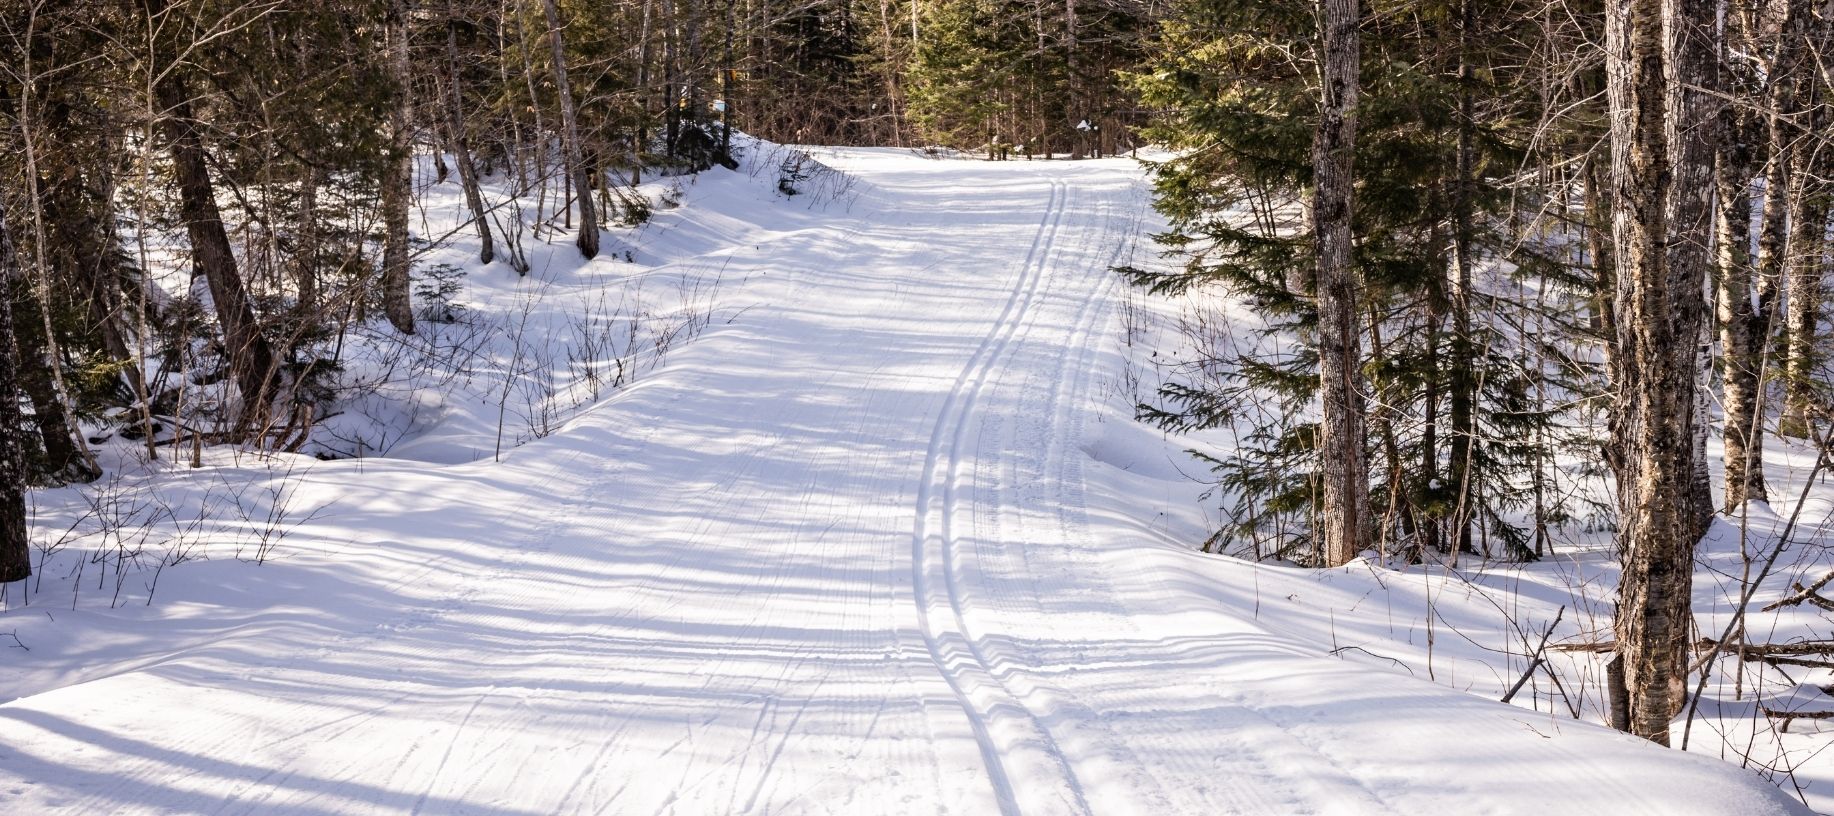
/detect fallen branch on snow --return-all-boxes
[1762,570,1834,613]
[1761,706,1834,733]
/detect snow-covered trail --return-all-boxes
[0,150,1808,814]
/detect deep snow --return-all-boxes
[0,145,1815,814]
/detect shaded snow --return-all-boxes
[0,144,1811,814]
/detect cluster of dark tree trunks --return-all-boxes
[0,0,1155,586]
[6,0,1834,762]
[1302,0,1828,746]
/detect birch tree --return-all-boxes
[1781,24,1831,439]
[381,0,418,334]
[1606,0,1718,744]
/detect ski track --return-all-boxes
[0,152,1811,816]
[910,177,1090,816]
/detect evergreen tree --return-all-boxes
[1128,0,1597,563]
[906,0,1149,154]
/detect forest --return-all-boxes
[2,0,1834,811]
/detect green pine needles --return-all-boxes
[1126,0,1612,564]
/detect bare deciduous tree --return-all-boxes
[1605,0,1718,745]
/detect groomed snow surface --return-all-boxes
[0,145,1817,814]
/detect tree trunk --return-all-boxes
[1661,6,1717,530]
[1586,158,1618,355]
[1312,0,1370,567]
[634,0,656,182]
[0,201,30,584]
[16,54,100,481]
[1753,0,1808,437]
[37,132,136,377]
[151,61,277,433]
[1691,320,1714,526]
[1781,80,1829,437]
[297,169,321,311]
[1605,0,1719,745]
[1716,107,1766,509]
[542,0,600,259]
[1780,200,1826,437]
[1369,309,1418,559]
[1065,0,1078,158]
[1607,652,1631,732]
[1447,0,1478,559]
[10,291,92,484]
[720,0,736,163]
[445,7,496,266]
[381,0,417,335]
[1420,279,1443,556]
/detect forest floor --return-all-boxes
[0,144,1820,814]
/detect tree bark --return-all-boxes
[1780,78,1829,437]
[1312,0,1370,567]
[1447,0,1478,559]
[297,169,321,311]
[542,0,600,259]
[0,203,32,584]
[1691,319,1714,526]
[634,0,656,182]
[444,6,495,266]
[15,39,101,482]
[1662,6,1717,535]
[381,0,417,334]
[1605,0,1719,745]
[1586,158,1618,360]
[151,57,277,433]
[1420,276,1443,556]
[9,290,92,484]
[1780,210,1826,437]
[1752,0,1808,439]
[1716,105,1766,509]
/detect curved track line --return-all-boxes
[910,177,1089,816]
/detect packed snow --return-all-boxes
[0,144,1817,814]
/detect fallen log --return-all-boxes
[1761,706,1834,733]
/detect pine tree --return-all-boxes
[906,0,1148,154]
[1128,0,1586,563]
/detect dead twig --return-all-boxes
[1328,645,1415,676]
[1503,605,1566,704]
[1762,569,1834,613]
